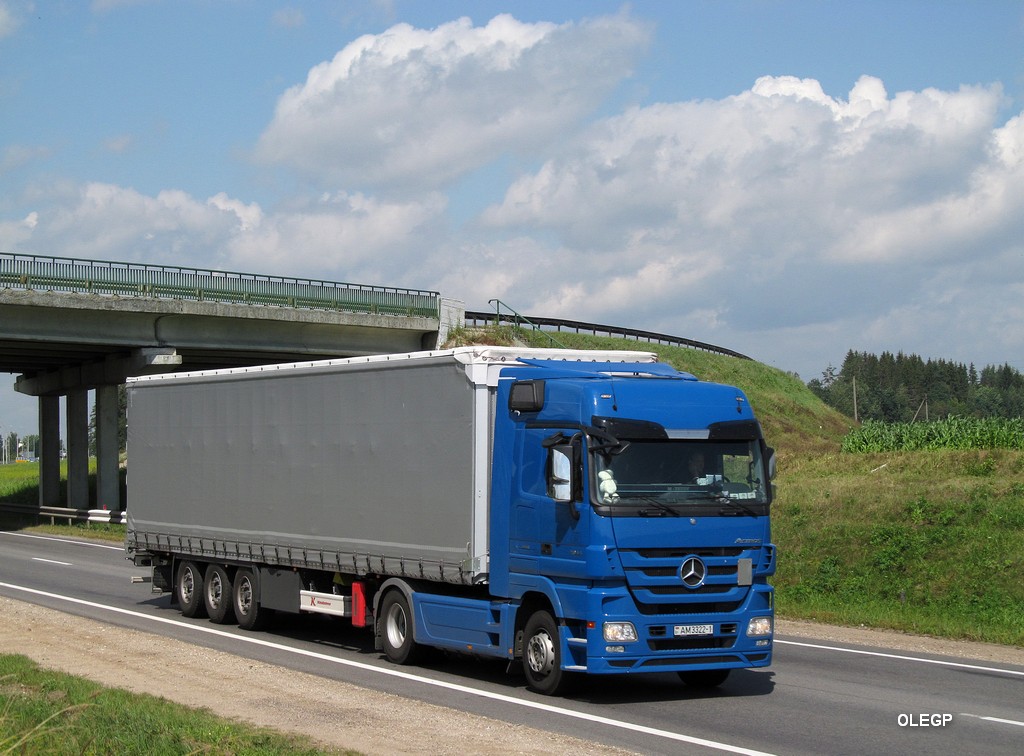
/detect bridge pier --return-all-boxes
[95,385,120,511]
[32,388,123,512]
[66,390,89,510]
[38,396,61,508]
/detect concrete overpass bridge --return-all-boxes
[1,253,462,514]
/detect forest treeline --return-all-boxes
[807,350,1024,422]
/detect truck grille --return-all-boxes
[618,546,761,615]
[648,637,736,651]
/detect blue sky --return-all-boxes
[2,1,1024,435]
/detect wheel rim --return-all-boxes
[207,572,223,609]
[237,576,253,616]
[526,629,556,677]
[385,602,407,650]
[181,568,195,605]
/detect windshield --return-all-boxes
[591,439,770,514]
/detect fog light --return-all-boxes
[603,622,638,642]
[606,645,626,653]
[747,616,772,637]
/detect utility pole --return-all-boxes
[853,376,859,423]
[911,395,930,423]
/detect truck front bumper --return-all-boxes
[562,584,774,675]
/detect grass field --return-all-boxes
[0,461,49,505]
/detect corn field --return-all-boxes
[841,416,1024,452]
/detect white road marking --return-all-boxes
[31,557,73,566]
[959,713,1024,728]
[775,638,1024,678]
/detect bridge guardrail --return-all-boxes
[464,310,752,360]
[1,253,441,319]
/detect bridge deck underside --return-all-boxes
[1,291,441,386]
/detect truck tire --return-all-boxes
[175,560,207,618]
[379,590,423,665]
[678,669,731,688]
[522,610,572,696]
[232,567,269,631]
[204,564,236,624]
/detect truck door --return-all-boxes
[508,426,586,577]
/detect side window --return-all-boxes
[547,446,573,502]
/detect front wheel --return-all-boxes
[379,590,423,665]
[204,564,236,625]
[678,669,731,688]
[175,561,207,618]
[522,610,573,696]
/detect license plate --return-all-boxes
[674,623,714,637]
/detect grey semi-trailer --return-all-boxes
[126,346,776,695]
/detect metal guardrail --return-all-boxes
[1,253,441,319]
[465,309,752,360]
[0,501,125,525]
[484,298,568,348]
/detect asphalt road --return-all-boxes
[0,530,1021,755]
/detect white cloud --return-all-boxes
[475,74,1022,359]
[221,190,448,283]
[255,13,650,192]
[0,2,19,38]
[90,0,152,13]
[0,211,36,248]
[7,181,449,288]
[102,134,135,154]
[272,7,305,29]
[1,144,52,174]
[207,192,262,232]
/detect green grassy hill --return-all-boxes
[500,327,1024,646]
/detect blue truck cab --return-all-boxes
[488,357,776,694]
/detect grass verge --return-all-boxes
[772,449,1024,645]
[0,654,352,755]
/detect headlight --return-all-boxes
[746,616,773,637]
[603,622,638,642]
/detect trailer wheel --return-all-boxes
[379,590,423,665]
[678,669,731,688]
[175,561,207,618]
[232,568,269,631]
[522,610,572,696]
[204,564,236,624]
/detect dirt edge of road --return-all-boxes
[0,596,636,756]
[1,596,1021,754]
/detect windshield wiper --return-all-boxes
[714,495,759,517]
[632,496,681,517]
